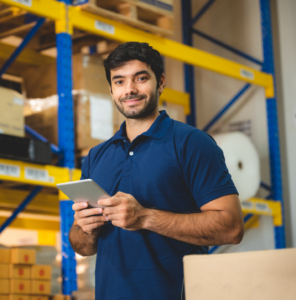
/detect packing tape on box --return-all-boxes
[213,132,260,202]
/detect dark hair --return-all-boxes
[104,42,164,88]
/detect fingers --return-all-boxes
[72,202,88,211]
[103,206,118,216]
[77,215,107,227]
[99,196,121,207]
[83,222,106,234]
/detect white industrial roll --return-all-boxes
[212,132,260,202]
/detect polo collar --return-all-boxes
[112,110,172,142]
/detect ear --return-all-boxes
[158,73,166,95]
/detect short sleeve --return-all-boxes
[179,130,238,208]
[80,151,91,180]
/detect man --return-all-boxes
[69,42,244,300]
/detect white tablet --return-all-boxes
[57,179,109,208]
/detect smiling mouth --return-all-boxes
[122,98,143,105]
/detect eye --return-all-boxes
[115,80,123,85]
[138,76,148,81]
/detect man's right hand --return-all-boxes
[72,202,108,237]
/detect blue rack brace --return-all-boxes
[260,0,286,248]
[0,18,45,77]
[25,125,61,155]
[0,186,43,234]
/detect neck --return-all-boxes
[125,107,159,142]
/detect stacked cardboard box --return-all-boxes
[0,248,52,300]
[0,87,24,137]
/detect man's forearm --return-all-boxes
[143,209,244,246]
[69,225,100,256]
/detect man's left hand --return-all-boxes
[98,192,148,231]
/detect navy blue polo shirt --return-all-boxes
[81,110,238,300]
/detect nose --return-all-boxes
[125,79,138,96]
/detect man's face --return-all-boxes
[110,60,164,119]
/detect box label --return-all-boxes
[24,167,51,182]
[90,96,113,141]
[14,97,24,106]
[12,0,32,7]
[0,163,20,177]
[241,201,254,210]
[240,68,254,80]
[95,20,115,35]
[255,202,271,213]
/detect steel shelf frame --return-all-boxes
[181,0,285,251]
[0,0,284,294]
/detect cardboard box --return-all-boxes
[10,264,31,279]
[0,249,10,263]
[10,249,36,265]
[0,87,24,137]
[74,92,119,149]
[72,290,95,300]
[9,295,30,300]
[25,106,58,145]
[25,91,119,150]
[10,279,31,294]
[29,297,49,300]
[0,279,9,294]
[51,296,70,300]
[183,248,296,300]
[22,54,110,98]
[0,264,9,278]
[0,296,9,300]
[31,280,51,295]
[30,265,51,280]
[159,102,186,123]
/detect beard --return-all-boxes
[114,88,159,119]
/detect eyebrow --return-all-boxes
[111,70,151,81]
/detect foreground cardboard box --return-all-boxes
[0,263,9,278]
[10,279,31,294]
[183,248,296,300]
[29,296,49,300]
[30,265,51,280]
[0,87,24,137]
[22,54,110,98]
[31,280,51,295]
[10,295,30,300]
[0,249,10,263]
[0,279,9,294]
[10,264,31,279]
[10,249,36,265]
[0,296,9,300]
[51,296,71,300]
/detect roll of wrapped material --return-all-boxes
[213,132,260,202]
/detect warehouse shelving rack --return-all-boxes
[182,0,286,253]
[0,0,284,295]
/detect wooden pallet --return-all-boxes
[80,0,174,37]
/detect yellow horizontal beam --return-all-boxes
[0,158,69,187]
[0,188,59,215]
[160,88,190,115]
[0,211,59,231]
[244,214,259,230]
[69,6,274,97]
[0,0,65,20]
[241,198,282,226]
[0,42,55,67]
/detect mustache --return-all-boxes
[120,94,147,102]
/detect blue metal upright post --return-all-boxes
[181,0,196,127]
[260,0,286,248]
[56,0,77,294]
